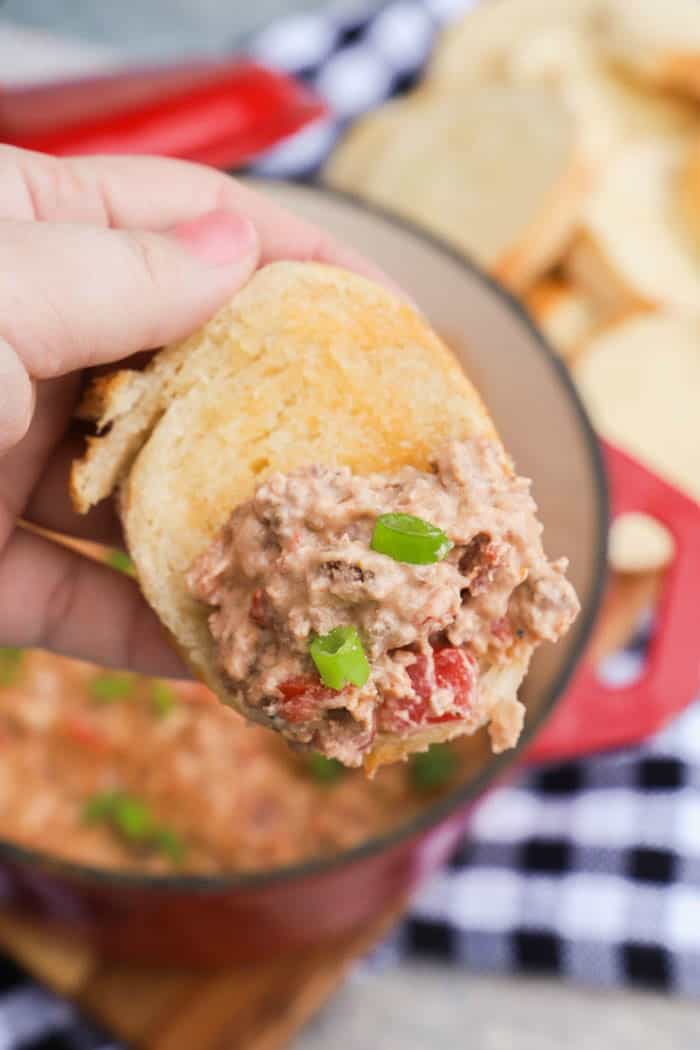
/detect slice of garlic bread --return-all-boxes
[326,84,589,291]
[568,141,700,315]
[73,262,576,770]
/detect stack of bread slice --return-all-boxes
[324,0,700,576]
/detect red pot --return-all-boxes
[0,183,696,966]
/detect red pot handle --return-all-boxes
[525,440,700,765]
[0,60,327,169]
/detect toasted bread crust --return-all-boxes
[493,158,592,291]
[600,0,700,101]
[525,276,603,362]
[574,312,700,504]
[677,137,700,249]
[75,370,149,426]
[566,141,700,315]
[565,232,655,318]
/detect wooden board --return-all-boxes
[0,906,405,1050]
[0,570,661,1050]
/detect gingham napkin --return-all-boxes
[0,2,698,1046]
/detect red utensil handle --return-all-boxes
[526,440,700,765]
[0,61,327,170]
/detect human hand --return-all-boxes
[0,146,394,676]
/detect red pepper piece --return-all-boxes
[380,647,475,732]
[60,715,112,754]
[277,675,337,724]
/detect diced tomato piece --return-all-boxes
[278,677,314,701]
[60,715,111,753]
[434,647,475,701]
[406,653,432,701]
[277,675,337,725]
[249,588,269,627]
[380,646,475,732]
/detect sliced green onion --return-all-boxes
[106,549,135,575]
[89,674,133,704]
[152,681,177,718]
[83,791,185,861]
[83,791,119,823]
[410,744,457,792]
[113,796,154,841]
[309,625,370,691]
[154,827,185,862]
[0,648,23,687]
[307,753,345,783]
[371,513,453,565]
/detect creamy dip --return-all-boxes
[187,439,579,766]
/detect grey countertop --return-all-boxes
[291,965,699,1050]
[2,3,694,1046]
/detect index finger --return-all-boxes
[0,148,400,294]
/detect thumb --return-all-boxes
[0,210,260,382]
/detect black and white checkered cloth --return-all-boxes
[0,1,698,1045]
[248,0,471,179]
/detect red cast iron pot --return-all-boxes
[1,182,696,966]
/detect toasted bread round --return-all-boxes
[508,27,697,164]
[429,1,698,169]
[72,262,532,769]
[427,0,604,86]
[600,0,700,101]
[571,140,700,315]
[608,513,675,574]
[320,96,405,197]
[574,312,700,504]
[325,83,589,291]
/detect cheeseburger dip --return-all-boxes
[187,437,578,768]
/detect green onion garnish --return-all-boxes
[307,753,345,783]
[153,827,185,863]
[83,791,185,861]
[0,648,23,687]
[151,681,177,718]
[90,674,133,704]
[106,550,135,575]
[371,513,453,565]
[410,744,457,791]
[309,626,370,691]
[112,796,154,841]
[83,792,117,822]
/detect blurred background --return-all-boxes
[2,0,330,58]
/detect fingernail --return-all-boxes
[173,209,258,266]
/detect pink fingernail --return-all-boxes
[173,209,258,265]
